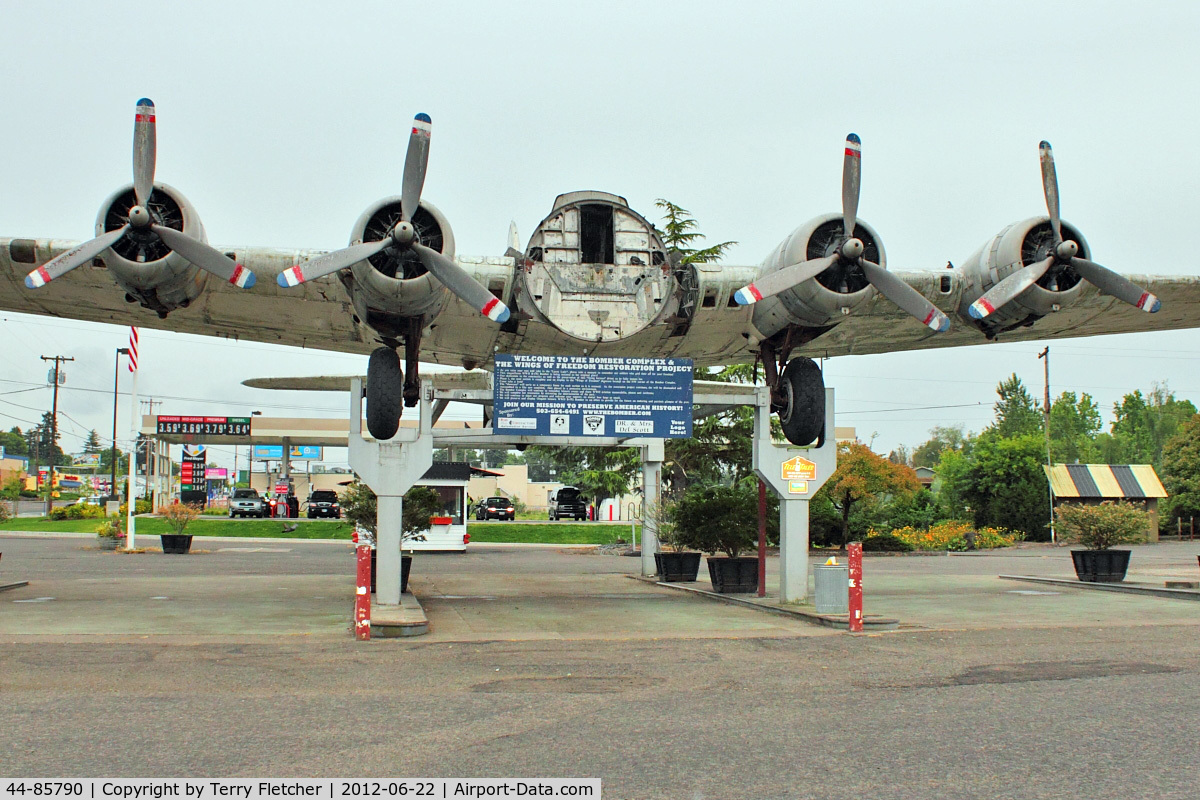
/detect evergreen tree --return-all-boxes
[83,429,103,454]
[654,199,736,265]
[990,374,1042,438]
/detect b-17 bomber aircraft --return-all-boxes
[3,100,1198,445]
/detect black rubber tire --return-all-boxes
[366,346,404,440]
[778,357,825,446]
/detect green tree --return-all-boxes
[1106,384,1196,469]
[933,447,973,520]
[0,426,29,457]
[654,199,735,265]
[1049,391,1102,464]
[961,432,1051,540]
[665,364,760,497]
[911,425,971,469]
[1159,414,1200,524]
[815,442,921,546]
[83,429,103,454]
[990,374,1042,438]
[525,445,639,509]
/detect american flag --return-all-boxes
[128,327,139,372]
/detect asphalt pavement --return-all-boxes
[2,533,1199,798]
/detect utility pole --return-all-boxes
[41,355,75,513]
[1038,347,1055,545]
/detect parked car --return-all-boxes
[548,486,588,521]
[475,496,516,521]
[229,488,265,518]
[306,489,341,519]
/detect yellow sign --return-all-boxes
[782,456,817,482]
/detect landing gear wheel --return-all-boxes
[366,346,404,440]
[778,357,825,446]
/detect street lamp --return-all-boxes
[111,347,130,500]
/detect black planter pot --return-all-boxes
[1071,549,1131,582]
[707,556,759,593]
[370,551,414,594]
[159,534,193,554]
[655,551,702,582]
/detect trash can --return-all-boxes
[813,564,849,614]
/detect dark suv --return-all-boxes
[549,486,588,521]
[476,496,515,521]
[306,490,341,519]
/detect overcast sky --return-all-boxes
[2,0,1199,471]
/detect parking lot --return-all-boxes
[2,533,1199,797]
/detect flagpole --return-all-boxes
[125,328,140,549]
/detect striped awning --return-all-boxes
[1044,464,1167,499]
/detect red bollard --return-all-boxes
[354,544,371,640]
[848,542,863,633]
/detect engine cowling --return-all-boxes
[339,196,456,339]
[95,182,210,316]
[750,213,887,337]
[958,217,1092,327]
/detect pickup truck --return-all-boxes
[229,488,265,518]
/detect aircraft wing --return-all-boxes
[786,269,1200,358]
[4,236,1200,366]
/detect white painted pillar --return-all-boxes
[779,499,810,603]
[640,439,664,578]
[376,494,404,604]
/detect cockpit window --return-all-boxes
[580,204,614,264]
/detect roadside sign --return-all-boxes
[252,445,323,460]
[157,416,251,436]
[492,355,693,438]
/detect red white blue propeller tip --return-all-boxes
[733,284,763,305]
[24,267,51,289]
[967,298,995,320]
[482,296,510,323]
[229,264,255,289]
[925,308,951,332]
[845,133,861,157]
[277,266,305,288]
[1138,292,1161,313]
[412,113,431,136]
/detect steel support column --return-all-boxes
[640,439,664,578]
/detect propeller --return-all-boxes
[968,141,1159,319]
[734,134,949,333]
[25,99,255,291]
[277,113,511,324]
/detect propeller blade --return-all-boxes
[25,225,130,288]
[133,98,157,208]
[1071,257,1161,312]
[151,224,256,288]
[860,260,950,332]
[277,239,391,287]
[842,133,861,238]
[966,256,1054,319]
[401,113,432,223]
[1039,140,1061,244]
[413,244,510,323]
[732,255,837,305]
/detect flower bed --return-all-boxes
[882,521,1024,551]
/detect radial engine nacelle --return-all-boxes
[750,213,888,337]
[94,182,214,318]
[957,217,1091,330]
[338,196,457,340]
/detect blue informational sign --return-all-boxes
[493,355,693,438]
[252,445,323,460]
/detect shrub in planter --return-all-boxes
[94,518,125,551]
[342,481,443,592]
[673,482,768,593]
[647,497,702,582]
[1055,501,1149,582]
[157,503,201,554]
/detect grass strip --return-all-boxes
[2,517,638,544]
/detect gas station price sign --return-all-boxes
[157,416,252,436]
